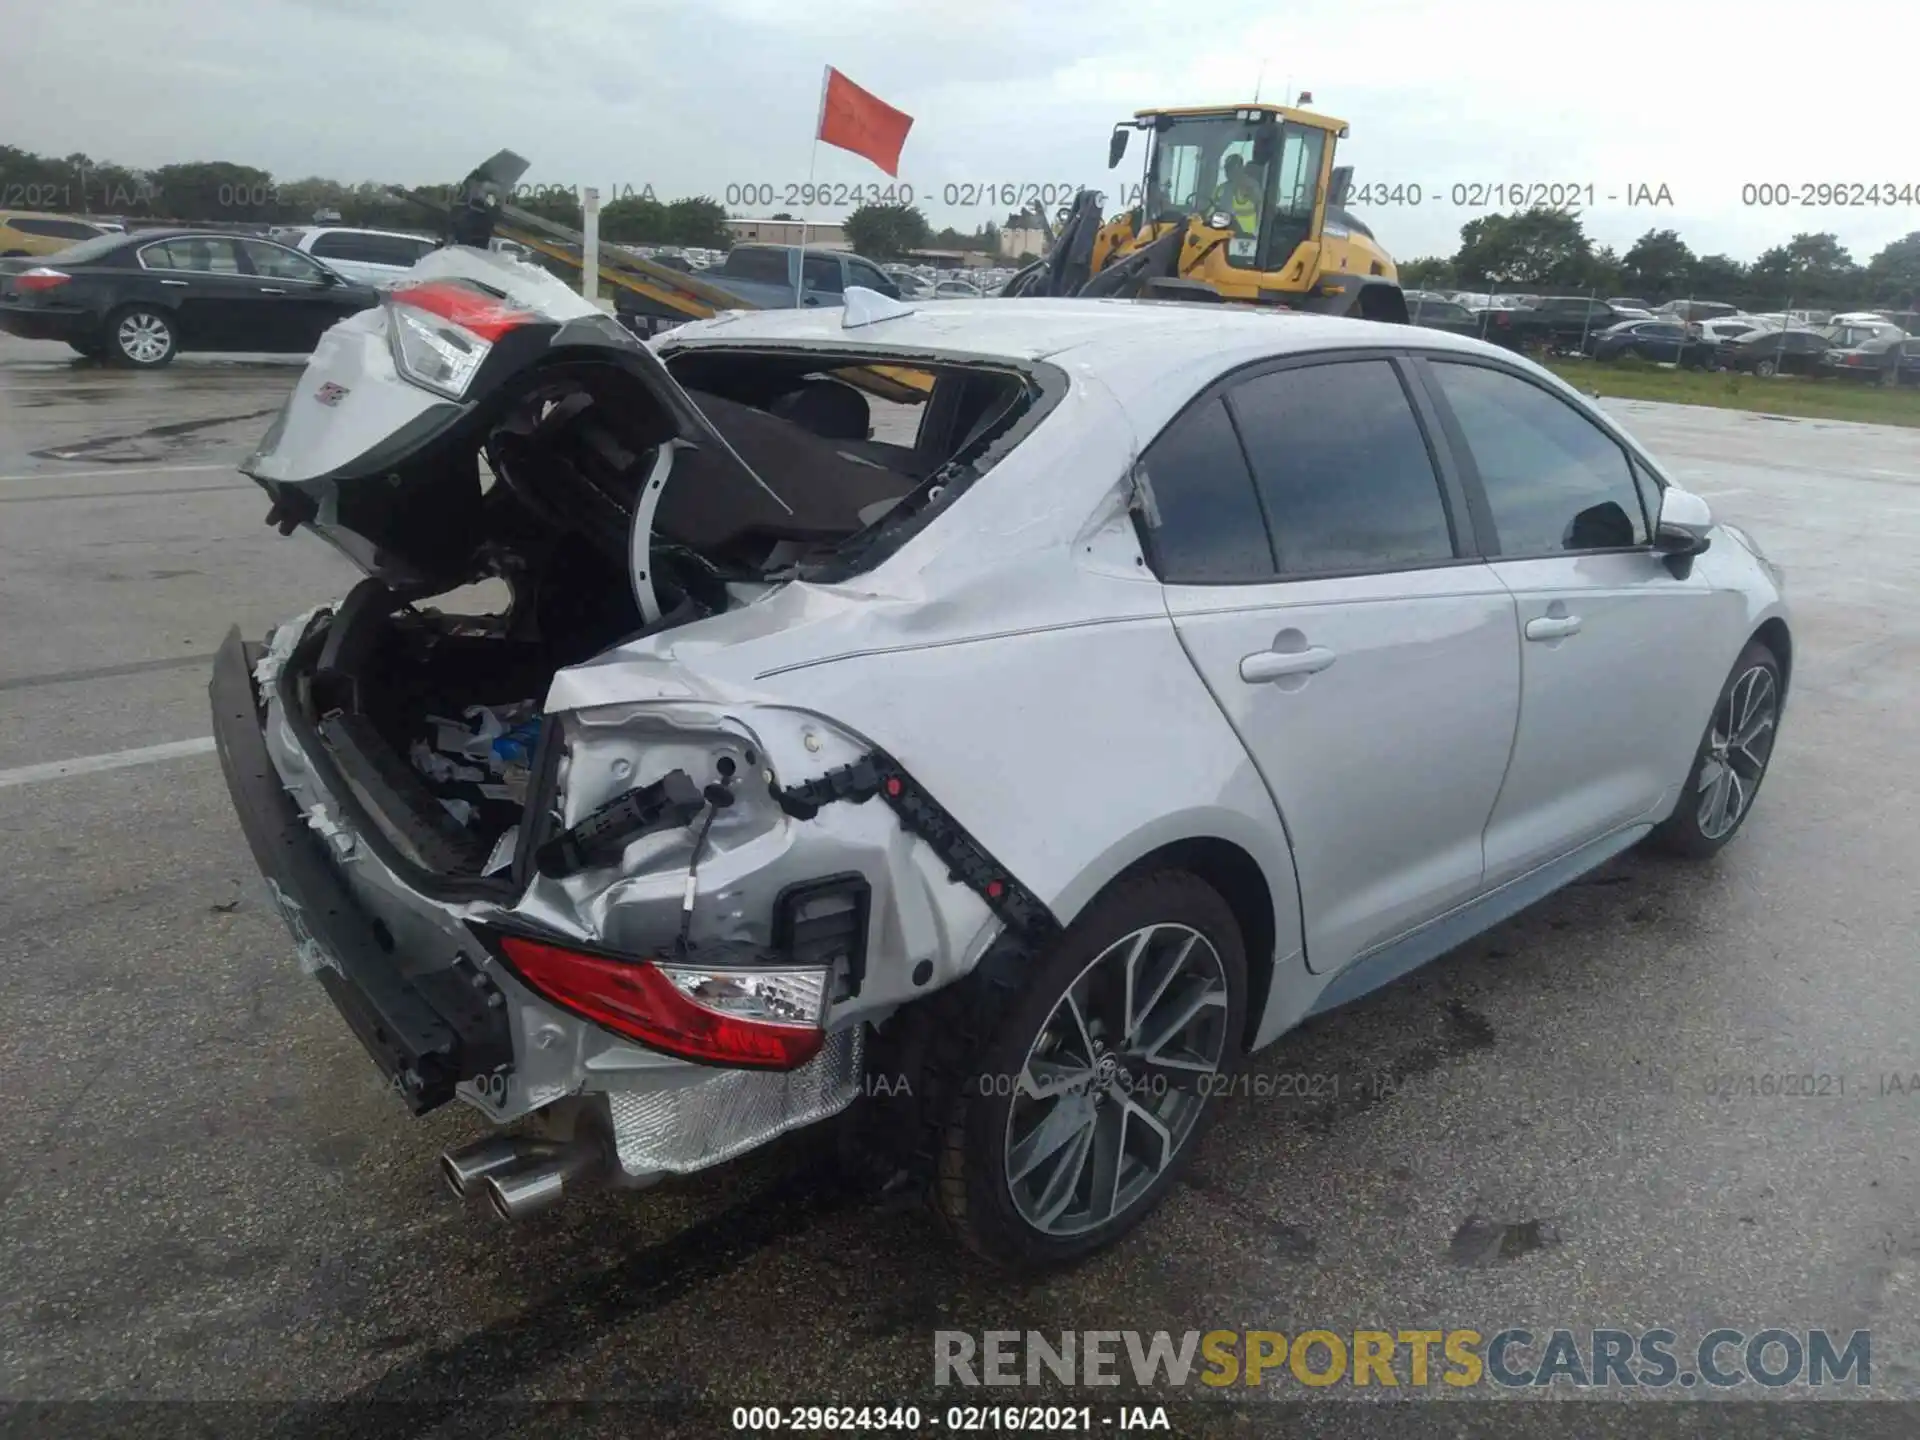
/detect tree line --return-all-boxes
[1400,208,1920,311]
[0,145,733,249]
[10,144,1917,301]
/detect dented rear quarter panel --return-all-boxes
[542,352,1309,1043]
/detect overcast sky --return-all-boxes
[6,0,1916,263]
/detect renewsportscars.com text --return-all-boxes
[934,1328,1870,1390]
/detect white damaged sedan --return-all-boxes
[212,250,1790,1268]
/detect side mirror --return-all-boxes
[1108,127,1131,169]
[1327,165,1353,209]
[1653,485,1713,576]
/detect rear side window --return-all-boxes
[311,232,430,266]
[727,248,788,283]
[1138,398,1275,583]
[1227,360,1457,576]
[16,217,103,239]
[307,231,362,261]
[1429,361,1649,554]
[142,237,244,273]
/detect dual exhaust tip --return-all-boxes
[440,1133,606,1221]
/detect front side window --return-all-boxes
[1228,359,1455,577]
[1143,117,1325,269]
[729,248,789,283]
[1429,361,1649,555]
[240,239,328,282]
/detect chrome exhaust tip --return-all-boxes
[481,1138,605,1222]
[440,1136,539,1200]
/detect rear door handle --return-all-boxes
[258,286,287,294]
[1240,645,1337,683]
[159,279,188,287]
[1524,614,1582,641]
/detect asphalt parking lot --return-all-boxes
[3,331,1919,1439]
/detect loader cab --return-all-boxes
[1131,105,1338,279]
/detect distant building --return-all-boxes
[725,217,848,249]
[998,217,1048,260]
[904,248,992,271]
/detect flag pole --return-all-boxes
[796,65,828,307]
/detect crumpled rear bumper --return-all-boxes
[210,624,871,1181]
[209,626,513,1113]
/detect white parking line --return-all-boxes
[0,463,233,485]
[0,737,216,790]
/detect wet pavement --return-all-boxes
[2,332,1919,1438]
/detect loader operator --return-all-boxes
[1210,154,1263,236]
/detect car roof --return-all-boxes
[0,210,107,224]
[663,298,1539,432]
[305,226,436,241]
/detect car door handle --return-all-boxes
[1240,645,1337,683]
[258,286,287,294]
[1524,614,1582,641]
[159,279,188,286]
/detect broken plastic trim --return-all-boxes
[771,751,1062,942]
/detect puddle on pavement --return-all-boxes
[31,406,281,464]
[1447,1214,1564,1266]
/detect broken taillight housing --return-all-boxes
[385,278,533,400]
[495,934,829,1070]
[15,267,70,292]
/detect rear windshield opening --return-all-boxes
[480,348,1046,643]
[660,347,1045,585]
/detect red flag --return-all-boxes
[816,67,913,177]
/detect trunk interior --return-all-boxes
[275,347,1047,892]
[289,590,578,886]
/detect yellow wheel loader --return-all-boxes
[1004,101,1407,323]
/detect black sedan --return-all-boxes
[1407,294,1482,337]
[1820,335,1911,385]
[1718,328,1830,377]
[1586,318,1688,362]
[0,229,379,367]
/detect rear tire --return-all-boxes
[1754,359,1777,378]
[1648,640,1782,859]
[926,871,1247,1269]
[106,305,177,367]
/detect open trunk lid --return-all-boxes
[239,242,789,598]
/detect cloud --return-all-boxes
[2,0,1912,262]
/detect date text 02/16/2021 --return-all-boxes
[730,1406,1170,1432]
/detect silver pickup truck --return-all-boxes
[698,244,903,309]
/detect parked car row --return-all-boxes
[1571,314,1917,382]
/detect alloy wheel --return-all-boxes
[117,312,171,364]
[1003,923,1229,1237]
[1697,663,1778,841]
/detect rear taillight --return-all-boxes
[496,934,829,1070]
[15,267,70,292]
[384,278,534,399]
[1496,312,1511,327]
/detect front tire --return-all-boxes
[1649,640,1782,859]
[107,305,177,367]
[1754,358,1777,378]
[932,871,1247,1269]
